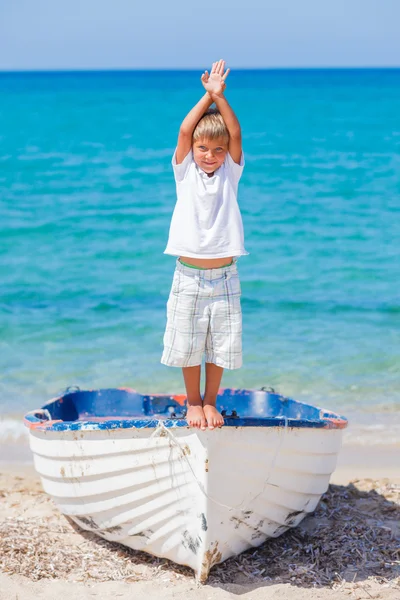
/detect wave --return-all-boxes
[343,423,400,447]
[242,296,400,315]
[0,418,29,442]
[1,292,399,317]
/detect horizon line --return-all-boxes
[1,65,400,74]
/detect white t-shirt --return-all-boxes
[164,150,248,259]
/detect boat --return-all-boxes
[24,387,347,582]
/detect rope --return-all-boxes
[148,417,289,514]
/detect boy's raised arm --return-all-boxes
[212,94,242,164]
[202,60,242,165]
[176,93,213,164]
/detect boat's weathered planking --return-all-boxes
[24,388,347,582]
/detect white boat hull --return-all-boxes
[29,422,343,582]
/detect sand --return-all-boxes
[0,452,399,600]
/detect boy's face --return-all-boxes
[192,137,228,174]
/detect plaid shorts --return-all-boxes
[161,260,242,370]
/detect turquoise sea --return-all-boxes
[0,69,399,449]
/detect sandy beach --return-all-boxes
[1,443,399,600]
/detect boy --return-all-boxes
[161,60,247,431]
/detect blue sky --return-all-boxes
[1,0,399,70]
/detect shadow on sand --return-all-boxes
[67,479,399,591]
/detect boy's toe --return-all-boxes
[186,406,207,430]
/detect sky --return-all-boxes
[1,0,399,70]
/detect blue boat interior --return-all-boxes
[25,388,347,430]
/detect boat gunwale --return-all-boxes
[23,388,348,432]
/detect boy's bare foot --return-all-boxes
[186,405,207,430]
[203,404,224,430]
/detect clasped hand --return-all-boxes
[201,59,230,98]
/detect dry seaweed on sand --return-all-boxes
[0,476,399,590]
[0,515,192,583]
[209,479,400,589]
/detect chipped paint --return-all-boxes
[131,529,153,538]
[231,516,242,530]
[200,513,208,531]
[182,531,201,555]
[230,513,266,541]
[101,524,123,534]
[23,387,348,432]
[76,516,99,530]
[231,515,254,530]
[285,510,304,526]
[273,525,289,536]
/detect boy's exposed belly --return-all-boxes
[179,256,234,269]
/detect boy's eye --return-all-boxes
[199,146,207,151]
[215,148,223,152]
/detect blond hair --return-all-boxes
[193,108,229,143]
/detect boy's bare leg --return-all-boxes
[203,363,225,429]
[182,366,207,430]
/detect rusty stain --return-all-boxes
[182,444,191,456]
[60,467,65,477]
[205,458,209,472]
[199,543,222,583]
